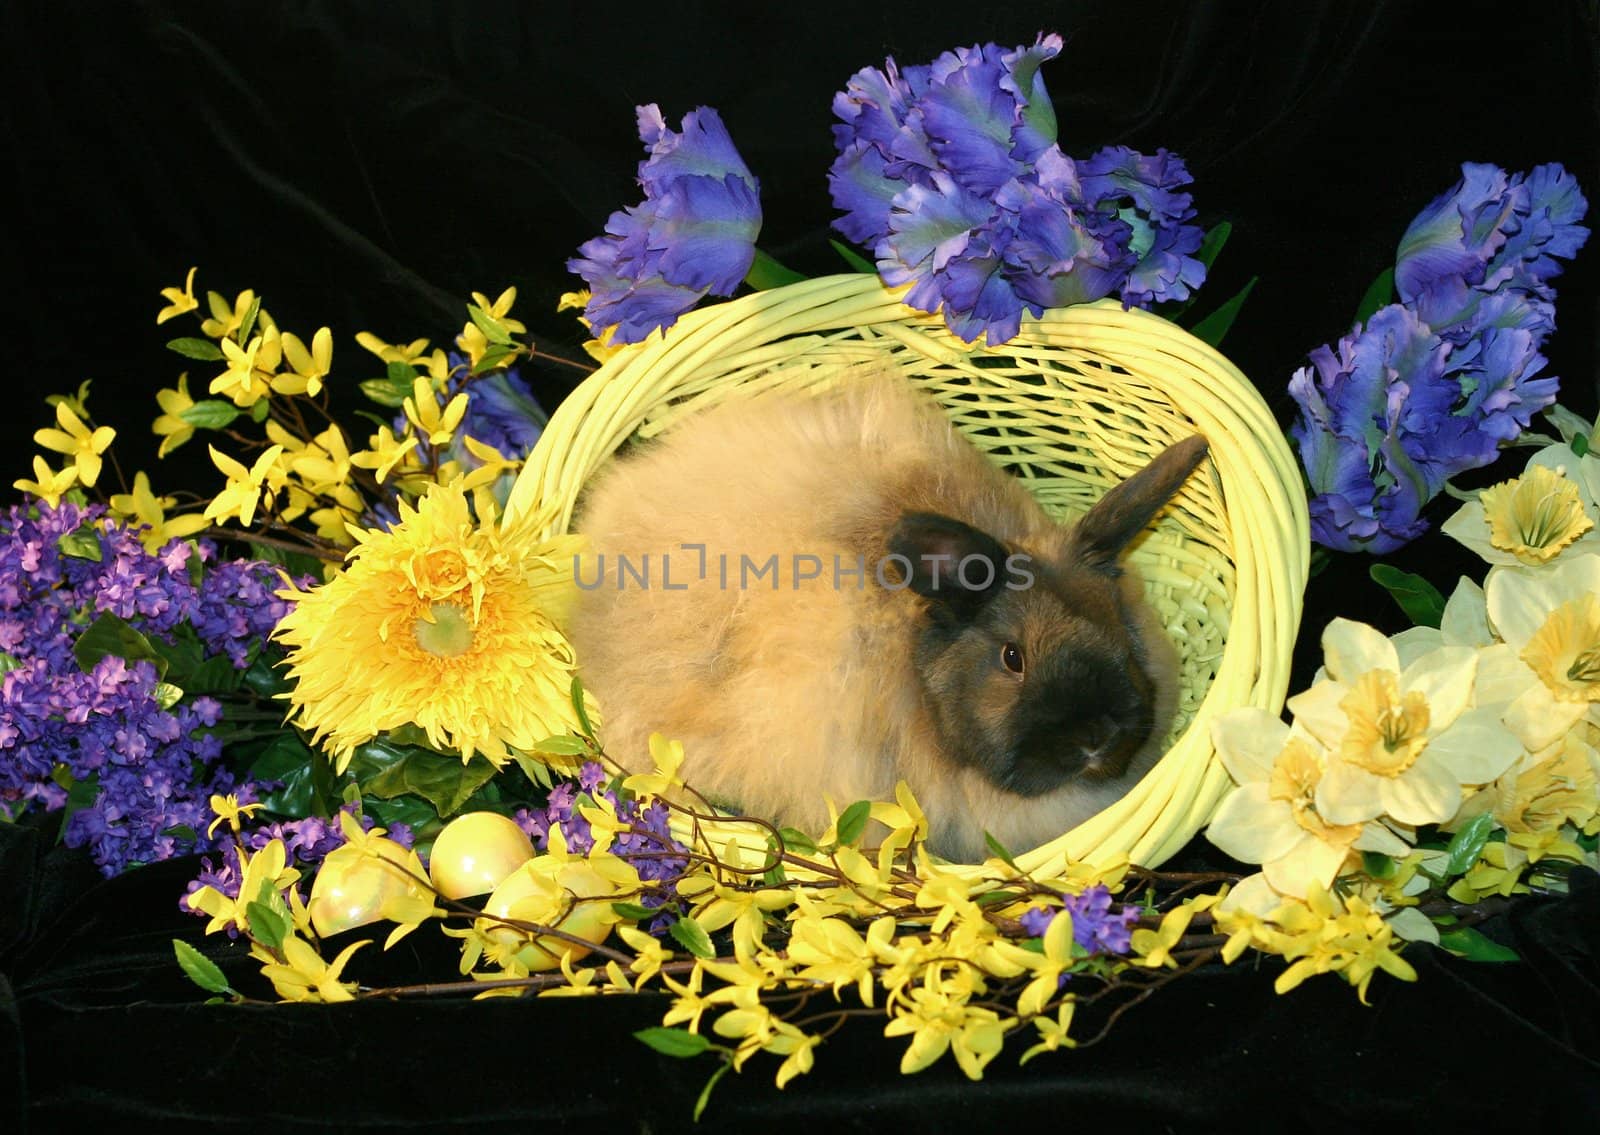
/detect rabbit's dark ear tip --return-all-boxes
[1169,433,1209,467]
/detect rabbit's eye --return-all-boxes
[1000,642,1025,675]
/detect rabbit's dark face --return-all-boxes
[913,559,1162,796]
[889,433,1207,799]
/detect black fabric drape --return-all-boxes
[4,1,1600,1129]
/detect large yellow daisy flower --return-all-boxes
[274,481,588,772]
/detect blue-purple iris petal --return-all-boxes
[568,103,761,344]
[635,105,754,184]
[828,143,902,246]
[919,43,1024,197]
[880,172,993,286]
[830,35,1204,343]
[999,34,1064,163]
[649,173,762,294]
[1395,162,1514,301]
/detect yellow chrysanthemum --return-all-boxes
[273,480,589,772]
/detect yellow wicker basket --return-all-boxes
[504,273,1309,872]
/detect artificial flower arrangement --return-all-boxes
[5,31,1597,1112]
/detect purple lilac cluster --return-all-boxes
[568,105,762,346]
[1018,884,1140,957]
[180,804,415,930]
[0,497,296,875]
[1290,162,1590,553]
[829,33,1207,344]
[515,761,689,933]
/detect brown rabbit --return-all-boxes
[568,371,1208,861]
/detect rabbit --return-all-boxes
[566,368,1209,862]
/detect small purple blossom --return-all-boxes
[1019,884,1140,956]
[568,105,762,345]
[180,804,412,928]
[525,761,689,934]
[829,34,1206,344]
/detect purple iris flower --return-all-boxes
[1292,162,1589,553]
[829,34,1206,345]
[568,105,762,345]
[1396,162,1590,307]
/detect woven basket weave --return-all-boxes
[505,273,1309,872]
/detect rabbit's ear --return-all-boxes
[1073,435,1208,569]
[888,512,1008,621]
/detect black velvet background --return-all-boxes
[4,1,1600,1130]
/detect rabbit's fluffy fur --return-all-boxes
[569,372,1204,861]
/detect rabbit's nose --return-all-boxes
[1081,716,1148,778]
[1082,716,1120,752]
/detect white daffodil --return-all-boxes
[1207,707,1411,903]
[1290,618,1522,827]
[1486,553,1600,751]
[1442,443,1600,567]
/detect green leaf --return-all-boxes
[73,613,168,678]
[829,239,876,274]
[777,827,818,855]
[1369,563,1446,629]
[743,247,807,290]
[1438,925,1519,963]
[532,734,590,757]
[467,303,515,346]
[469,344,517,376]
[166,337,226,362]
[366,793,442,836]
[833,800,872,847]
[178,400,243,430]
[1572,432,1590,458]
[251,733,334,818]
[668,915,716,959]
[0,652,20,675]
[159,644,245,696]
[238,295,262,344]
[1188,275,1257,347]
[762,860,787,887]
[163,823,199,843]
[246,899,288,948]
[694,1060,732,1123]
[242,652,292,699]
[1194,220,1232,270]
[570,676,595,740]
[249,399,270,423]
[153,681,184,710]
[1444,813,1498,876]
[387,360,417,385]
[360,377,411,408]
[983,830,1019,869]
[611,901,659,922]
[353,739,500,817]
[173,939,234,995]
[1360,851,1397,880]
[633,1026,712,1058]
[58,525,104,561]
[1352,267,1396,326]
